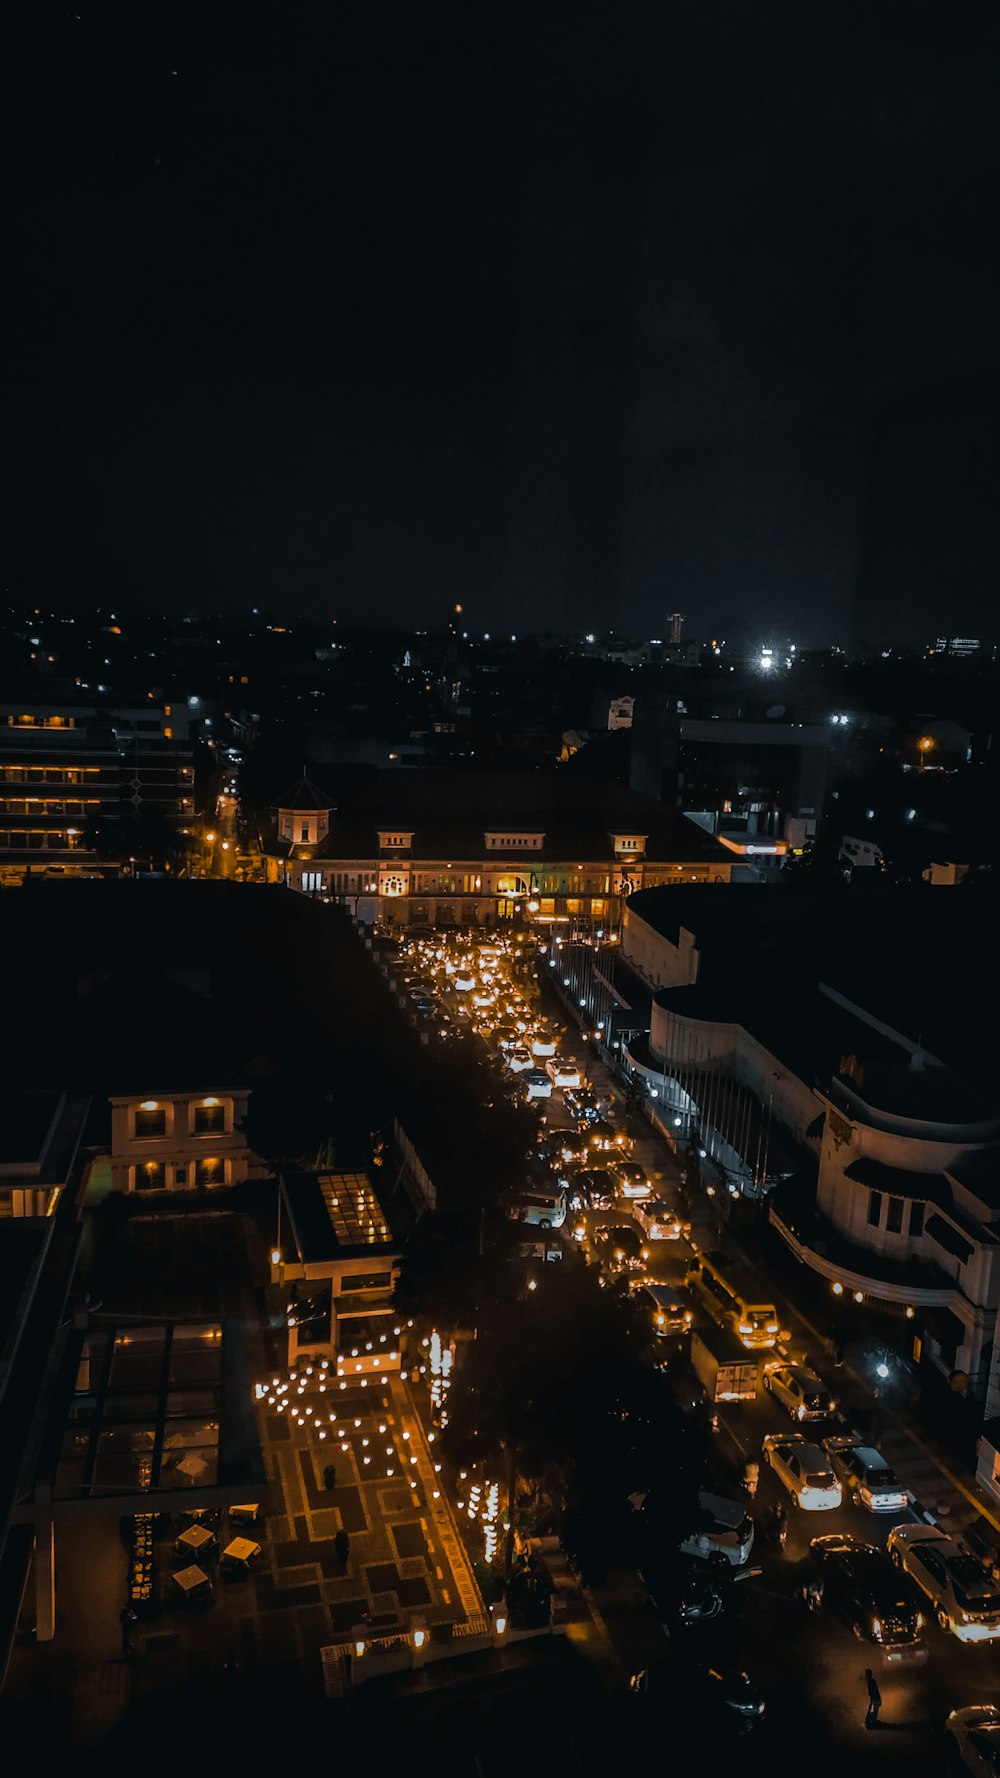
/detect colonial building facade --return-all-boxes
[258,772,733,929]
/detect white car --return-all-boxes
[634,1199,687,1241]
[946,1706,1000,1776]
[762,1433,842,1510]
[763,1363,836,1422]
[523,1070,553,1100]
[453,971,476,991]
[546,1058,582,1089]
[822,1438,909,1513]
[531,1033,557,1058]
[887,1524,1000,1642]
[678,1491,755,1569]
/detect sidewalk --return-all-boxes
[731,1220,1000,1534]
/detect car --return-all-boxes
[887,1524,1000,1641]
[946,1705,1000,1776]
[549,1130,592,1167]
[566,1168,616,1210]
[493,1026,519,1051]
[633,1198,688,1241]
[762,1433,842,1510]
[523,1070,553,1100]
[763,1363,837,1422]
[592,1224,643,1272]
[545,1058,582,1089]
[631,1281,693,1339]
[505,1046,533,1072]
[678,1492,756,1569]
[809,1534,927,1663]
[530,1032,557,1058]
[700,1668,765,1726]
[611,1160,651,1199]
[453,971,476,991]
[578,1119,619,1154]
[822,1438,910,1512]
[641,1564,723,1630]
[563,1088,604,1121]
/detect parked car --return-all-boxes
[887,1524,1000,1641]
[763,1363,837,1422]
[545,1057,582,1089]
[678,1491,756,1569]
[631,1281,693,1339]
[700,1668,765,1727]
[762,1433,842,1510]
[592,1224,643,1273]
[822,1438,909,1513]
[641,1563,723,1630]
[810,1534,927,1663]
[611,1160,651,1199]
[946,1705,1000,1775]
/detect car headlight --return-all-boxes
[915,1612,923,1629]
[960,1611,970,1623]
[739,1322,753,1334]
[797,1406,806,1420]
[655,1314,665,1327]
[766,1322,779,1333]
[871,1618,882,1641]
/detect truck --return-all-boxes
[690,1321,759,1403]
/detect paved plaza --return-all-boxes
[2,1206,482,1755]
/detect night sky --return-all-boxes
[6,6,999,644]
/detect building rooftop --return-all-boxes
[261,769,730,867]
[281,1171,396,1264]
[632,882,1000,1098]
[273,776,337,812]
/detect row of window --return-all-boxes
[868,1190,923,1238]
[135,1157,226,1190]
[133,1104,226,1139]
[0,766,103,783]
[0,799,100,815]
[0,830,87,849]
[866,1188,976,1268]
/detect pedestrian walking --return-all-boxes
[742,1459,759,1498]
[864,1668,882,1729]
[119,1605,136,1656]
[323,1462,337,1492]
[334,1528,350,1565]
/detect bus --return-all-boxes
[684,1250,779,1350]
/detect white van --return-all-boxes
[678,1491,755,1569]
[512,1188,567,1230]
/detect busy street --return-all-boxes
[383,924,1000,1770]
